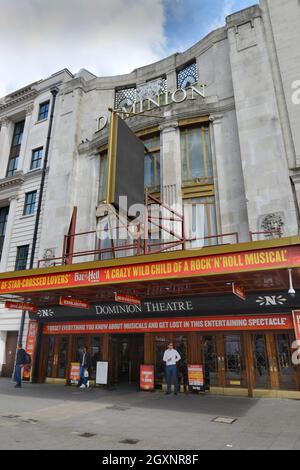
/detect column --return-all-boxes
[17,104,34,172]
[0,331,7,376]
[159,122,183,244]
[0,196,17,273]
[210,113,250,243]
[0,117,13,179]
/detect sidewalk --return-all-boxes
[0,378,300,450]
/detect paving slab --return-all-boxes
[0,378,300,450]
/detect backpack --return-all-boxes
[24,352,31,366]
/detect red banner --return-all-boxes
[115,293,141,306]
[59,296,90,310]
[232,284,246,301]
[23,321,38,380]
[0,245,300,294]
[5,301,38,313]
[292,311,300,342]
[140,365,155,391]
[42,314,293,336]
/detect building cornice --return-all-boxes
[0,87,38,114]
[0,172,25,191]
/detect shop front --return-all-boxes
[34,307,300,397]
[2,237,300,398]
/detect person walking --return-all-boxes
[14,343,26,388]
[163,342,181,395]
[78,346,91,389]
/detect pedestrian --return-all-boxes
[163,342,181,395]
[78,346,91,389]
[14,343,26,388]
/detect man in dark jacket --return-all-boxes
[14,343,26,388]
[78,346,91,389]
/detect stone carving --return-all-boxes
[41,248,56,267]
[136,78,167,101]
[260,213,285,238]
[0,116,10,127]
[25,103,34,116]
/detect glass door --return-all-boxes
[57,337,69,379]
[203,336,219,387]
[252,334,271,389]
[224,334,245,387]
[173,336,188,387]
[274,333,297,391]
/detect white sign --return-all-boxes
[96,361,108,385]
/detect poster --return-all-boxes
[23,321,38,381]
[96,362,108,385]
[69,362,81,384]
[140,365,154,391]
[188,365,204,391]
[292,311,300,342]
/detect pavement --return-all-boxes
[0,377,300,450]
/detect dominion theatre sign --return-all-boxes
[97,84,206,132]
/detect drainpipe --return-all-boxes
[17,88,59,355]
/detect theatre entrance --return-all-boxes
[111,335,144,385]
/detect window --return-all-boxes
[6,120,25,177]
[15,245,29,271]
[142,134,160,192]
[0,206,9,236]
[38,101,50,121]
[181,125,213,184]
[31,148,43,170]
[177,61,198,89]
[99,152,108,203]
[23,191,37,215]
[184,197,217,247]
[0,206,9,260]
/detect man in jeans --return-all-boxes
[163,342,181,395]
[14,343,26,388]
[78,346,91,389]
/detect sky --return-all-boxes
[0,0,255,98]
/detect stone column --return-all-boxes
[18,104,34,172]
[210,113,250,243]
[0,117,13,179]
[0,196,17,273]
[159,121,183,243]
[0,330,7,376]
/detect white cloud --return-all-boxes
[0,0,167,97]
[203,0,235,36]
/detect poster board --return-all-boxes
[140,365,154,391]
[96,362,108,385]
[188,365,204,392]
[70,362,81,384]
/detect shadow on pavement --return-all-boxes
[0,378,257,418]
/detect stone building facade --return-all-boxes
[0,0,299,378]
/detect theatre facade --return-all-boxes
[0,1,300,398]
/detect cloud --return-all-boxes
[0,0,167,97]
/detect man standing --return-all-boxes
[78,346,91,389]
[163,342,181,395]
[14,343,26,388]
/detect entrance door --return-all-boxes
[2,332,18,377]
[223,334,246,388]
[112,335,144,384]
[274,333,297,391]
[202,335,219,387]
[252,334,271,389]
[44,335,70,379]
